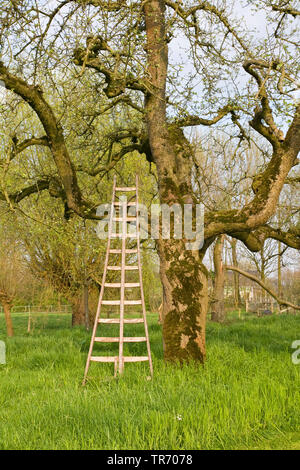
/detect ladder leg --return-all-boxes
[118,196,127,375]
[83,176,116,385]
[114,358,118,378]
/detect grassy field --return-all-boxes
[0,312,299,450]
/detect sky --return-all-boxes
[234,1,267,30]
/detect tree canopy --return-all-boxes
[0,0,299,362]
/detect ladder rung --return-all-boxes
[101,300,142,305]
[91,356,118,363]
[90,356,149,363]
[113,217,136,222]
[94,337,146,343]
[94,337,120,342]
[99,318,144,324]
[113,201,136,206]
[104,283,140,288]
[109,249,138,254]
[123,356,149,362]
[107,266,138,271]
[124,337,146,342]
[115,187,136,191]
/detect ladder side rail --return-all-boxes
[136,174,153,376]
[118,195,127,374]
[83,175,117,384]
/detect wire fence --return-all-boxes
[0,305,72,314]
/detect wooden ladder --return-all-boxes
[83,175,153,384]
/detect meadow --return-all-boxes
[0,312,299,450]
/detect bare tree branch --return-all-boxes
[272,4,300,16]
[174,104,235,127]
[260,224,300,249]
[10,135,49,160]
[165,0,252,55]
[0,61,88,216]
[0,179,50,204]
[225,265,300,310]
[243,59,286,148]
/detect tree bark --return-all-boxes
[83,283,89,330]
[70,295,85,326]
[143,0,208,363]
[158,239,208,363]
[211,235,225,323]
[277,241,282,298]
[231,238,241,308]
[2,301,14,337]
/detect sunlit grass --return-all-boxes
[0,312,299,450]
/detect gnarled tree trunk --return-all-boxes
[158,239,208,363]
[144,0,209,362]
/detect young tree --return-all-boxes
[17,200,106,327]
[0,221,28,336]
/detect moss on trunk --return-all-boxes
[158,238,208,363]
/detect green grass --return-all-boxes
[0,312,299,450]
